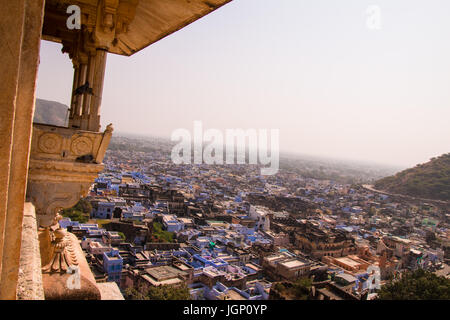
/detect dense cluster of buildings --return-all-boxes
[61,141,450,300]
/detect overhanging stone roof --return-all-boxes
[42,0,233,56]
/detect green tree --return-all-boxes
[147,285,191,300]
[377,269,450,300]
[151,222,174,243]
[271,278,312,300]
[292,277,312,300]
[125,285,191,300]
[425,231,437,246]
[124,288,148,300]
[61,199,92,223]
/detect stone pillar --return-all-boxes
[69,48,107,132]
[17,203,44,300]
[0,0,45,299]
[88,49,108,132]
[69,63,80,120]
[70,61,88,129]
[0,0,25,286]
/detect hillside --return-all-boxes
[374,153,450,201]
[33,98,69,127]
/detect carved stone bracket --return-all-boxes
[27,168,98,228]
[45,0,139,57]
[27,123,113,267]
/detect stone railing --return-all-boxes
[17,203,44,300]
[30,122,112,164]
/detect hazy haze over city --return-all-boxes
[36,0,450,168]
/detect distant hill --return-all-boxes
[374,153,450,201]
[34,98,69,127]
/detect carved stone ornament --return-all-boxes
[71,136,93,156]
[42,219,78,274]
[38,133,63,154]
[27,180,93,228]
[27,124,113,227]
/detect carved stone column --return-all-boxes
[56,0,138,132]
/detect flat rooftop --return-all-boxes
[245,263,261,271]
[221,289,247,300]
[142,274,183,287]
[335,257,361,268]
[174,263,191,271]
[281,260,305,269]
[146,266,186,281]
[106,256,121,261]
[265,254,285,262]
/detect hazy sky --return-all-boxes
[36,0,450,168]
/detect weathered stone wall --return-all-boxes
[17,203,44,300]
[0,0,45,299]
[96,282,124,300]
[104,221,148,243]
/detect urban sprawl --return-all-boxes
[61,139,450,300]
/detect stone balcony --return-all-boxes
[0,0,233,299]
[27,123,112,228]
[24,122,114,299]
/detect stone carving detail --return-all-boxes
[42,226,78,274]
[54,0,139,58]
[71,136,93,156]
[29,159,104,174]
[31,123,112,162]
[27,181,92,228]
[28,123,113,297]
[38,133,62,154]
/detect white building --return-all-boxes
[248,206,270,231]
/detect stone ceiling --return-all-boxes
[42,0,233,56]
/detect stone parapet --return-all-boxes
[42,232,101,300]
[17,203,45,300]
[30,123,112,164]
[97,282,125,300]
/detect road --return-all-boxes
[362,185,449,206]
